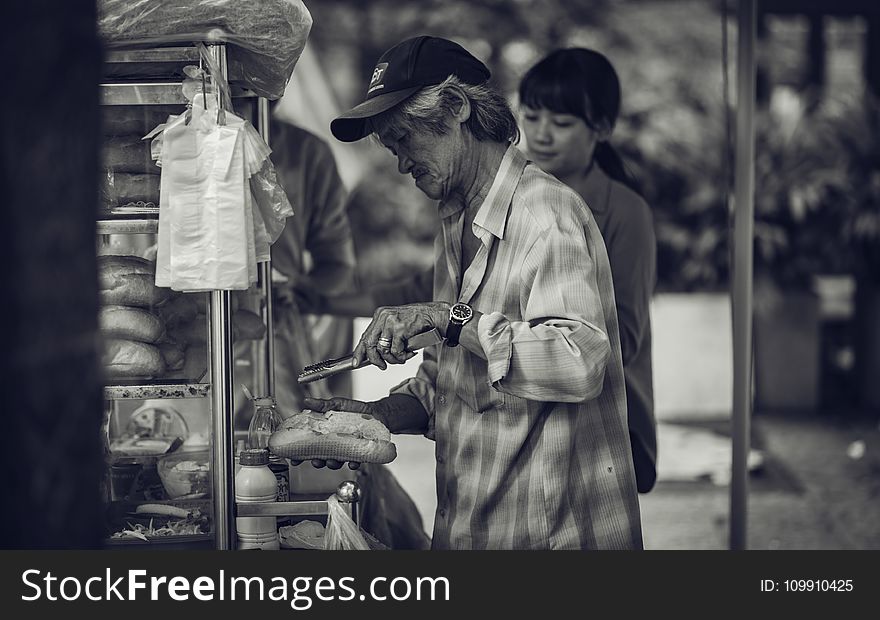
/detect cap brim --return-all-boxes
[330,86,422,142]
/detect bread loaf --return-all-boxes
[102,338,165,379]
[268,410,397,464]
[99,305,165,343]
[98,255,170,308]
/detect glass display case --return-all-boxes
[97,41,359,550]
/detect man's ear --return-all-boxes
[445,84,472,123]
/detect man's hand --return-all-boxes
[354,301,450,370]
[291,396,383,470]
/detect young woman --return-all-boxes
[519,48,658,493]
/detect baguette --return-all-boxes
[100,305,165,344]
[98,255,170,308]
[102,338,165,379]
[269,410,396,464]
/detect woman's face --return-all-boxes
[521,106,600,180]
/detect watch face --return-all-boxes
[451,303,473,322]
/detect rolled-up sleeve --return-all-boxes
[477,213,612,403]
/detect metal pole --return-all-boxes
[207,43,236,551]
[257,97,276,398]
[210,289,237,550]
[730,0,756,551]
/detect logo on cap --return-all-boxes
[368,62,388,94]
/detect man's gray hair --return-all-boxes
[371,75,520,144]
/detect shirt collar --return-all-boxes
[471,144,526,240]
[437,143,526,240]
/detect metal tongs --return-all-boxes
[297,328,443,384]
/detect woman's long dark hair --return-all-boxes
[518,48,642,195]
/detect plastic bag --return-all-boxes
[151,47,292,291]
[97,0,312,100]
[323,495,370,551]
[155,95,254,291]
[198,44,294,246]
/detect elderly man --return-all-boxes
[306,36,643,550]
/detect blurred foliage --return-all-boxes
[303,0,874,292]
[832,94,880,286]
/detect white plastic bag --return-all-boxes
[155,96,254,291]
[323,495,370,550]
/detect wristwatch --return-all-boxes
[445,302,473,347]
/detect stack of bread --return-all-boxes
[99,255,171,379]
[100,105,181,212]
[99,253,269,382]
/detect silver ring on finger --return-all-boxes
[377,336,392,350]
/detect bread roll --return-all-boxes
[99,305,165,344]
[98,254,155,278]
[269,410,397,464]
[102,338,165,379]
[98,255,169,308]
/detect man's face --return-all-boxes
[376,120,459,201]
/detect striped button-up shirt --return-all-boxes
[391,145,643,550]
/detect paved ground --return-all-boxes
[641,409,880,550]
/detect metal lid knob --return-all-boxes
[335,480,361,503]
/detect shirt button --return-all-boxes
[438,394,447,405]
[439,508,447,518]
[437,454,444,464]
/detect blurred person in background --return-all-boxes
[305,35,643,550]
[267,114,357,414]
[518,48,657,494]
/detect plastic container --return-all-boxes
[157,449,211,499]
[235,448,280,550]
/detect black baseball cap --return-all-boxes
[330,35,491,143]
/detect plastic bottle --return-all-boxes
[247,396,290,525]
[247,396,283,450]
[234,448,280,550]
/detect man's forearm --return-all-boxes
[375,393,430,435]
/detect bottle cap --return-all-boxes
[239,448,270,466]
[254,396,276,407]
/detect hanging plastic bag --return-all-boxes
[323,495,370,551]
[155,93,254,291]
[197,44,293,245]
[151,46,292,291]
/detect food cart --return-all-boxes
[96,0,361,551]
